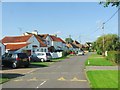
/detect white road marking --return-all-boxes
[36,81,46,88]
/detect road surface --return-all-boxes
[2,54,90,88]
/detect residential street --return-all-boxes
[2,54,90,88]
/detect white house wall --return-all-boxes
[52,41,63,50]
[46,36,52,47]
[0,43,5,59]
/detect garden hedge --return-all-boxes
[106,51,120,64]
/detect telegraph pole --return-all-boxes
[102,23,105,55]
[79,35,81,43]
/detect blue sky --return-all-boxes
[2,2,118,44]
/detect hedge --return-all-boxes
[106,51,120,64]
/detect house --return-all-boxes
[84,42,92,51]
[27,33,66,52]
[73,40,83,50]
[0,41,5,59]
[23,31,67,52]
[1,34,48,55]
[66,43,79,53]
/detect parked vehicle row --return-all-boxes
[1,51,84,69]
[1,52,52,69]
[2,53,30,69]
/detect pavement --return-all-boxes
[2,54,90,88]
[85,66,118,71]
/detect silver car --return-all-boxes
[30,52,52,62]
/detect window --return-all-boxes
[47,41,50,45]
[44,49,46,52]
[41,49,43,52]
[26,46,28,48]
[8,54,12,58]
[37,49,39,51]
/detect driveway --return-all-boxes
[2,54,90,88]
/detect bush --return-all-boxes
[97,50,102,55]
[62,51,69,57]
[106,51,120,64]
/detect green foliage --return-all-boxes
[94,34,119,54]
[106,51,120,64]
[62,51,70,57]
[65,38,73,43]
[100,0,120,7]
[97,49,102,55]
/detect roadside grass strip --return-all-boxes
[31,55,71,67]
[0,78,9,84]
[86,70,118,88]
[30,62,53,67]
[85,54,115,66]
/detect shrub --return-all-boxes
[97,50,102,55]
[106,51,120,64]
[62,51,69,57]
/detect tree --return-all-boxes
[100,0,120,7]
[65,38,73,43]
[95,34,119,55]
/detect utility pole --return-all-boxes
[102,23,105,55]
[79,35,81,43]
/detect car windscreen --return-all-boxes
[18,53,28,58]
[46,53,51,56]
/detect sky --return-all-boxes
[2,2,118,44]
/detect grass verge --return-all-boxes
[30,55,72,67]
[85,53,116,66]
[86,70,118,89]
[0,78,9,84]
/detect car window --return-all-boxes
[37,53,44,56]
[46,53,51,56]
[7,54,12,58]
[2,53,8,58]
[18,53,28,58]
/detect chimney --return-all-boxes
[32,30,38,35]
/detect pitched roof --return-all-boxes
[6,43,30,51]
[66,43,79,48]
[57,38,66,43]
[74,40,80,44]
[73,40,82,48]
[34,35,47,47]
[38,34,49,39]
[2,34,32,43]
[50,35,65,43]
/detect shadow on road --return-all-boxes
[2,73,24,79]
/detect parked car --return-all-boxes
[77,51,84,56]
[2,53,30,68]
[30,52,52,62]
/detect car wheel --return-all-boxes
[12,62,17,69]
[41,58,44,62]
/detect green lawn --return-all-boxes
[85,53,116,66]
[86,70,118,88]
[30,61,54,67]
[0,78,9,84]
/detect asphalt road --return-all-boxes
[2,54,90,88]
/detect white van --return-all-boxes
[30,52,52,62]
